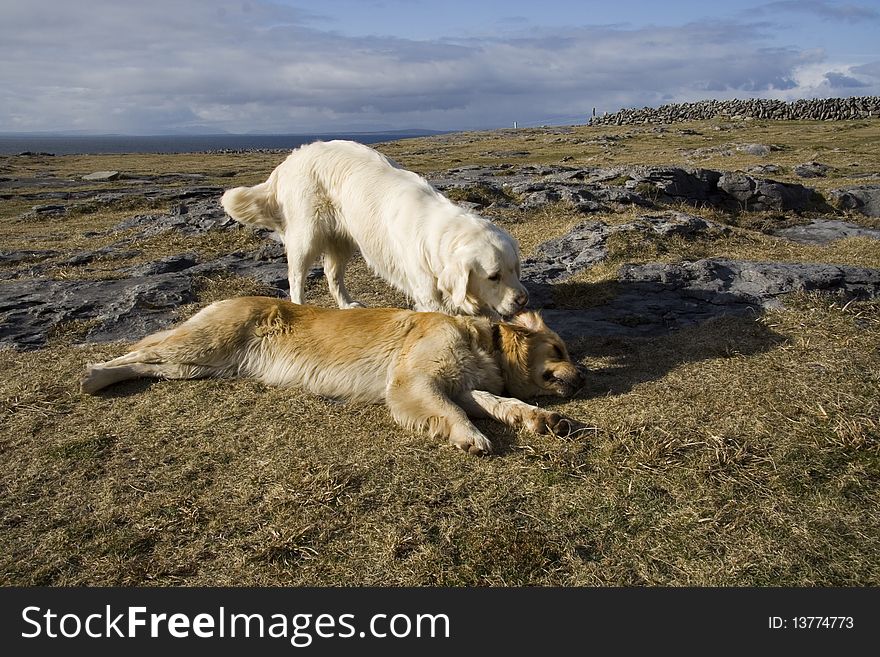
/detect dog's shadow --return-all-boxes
[90,277,788,458]
[93,378,162,398]
[474,279,787,455]
[530,277,787,400]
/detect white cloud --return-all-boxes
[1,0,878,133]
[783,61,880,98]
[757,1,880,23]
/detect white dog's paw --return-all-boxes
[342,301,365,309]
[449,427,493,456]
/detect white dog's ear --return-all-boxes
[438,260,472,311]
[510,311,547,332]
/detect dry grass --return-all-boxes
[1,120,879,586]
[380,118,880,190]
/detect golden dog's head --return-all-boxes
[497,311,584,399]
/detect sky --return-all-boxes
[1,0,878,134]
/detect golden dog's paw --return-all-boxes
[79,366,100,394]
[449,429,493,456]
[529,410,589,438]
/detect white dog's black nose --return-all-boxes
[515,291,529,309]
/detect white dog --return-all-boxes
[221,140,528,317]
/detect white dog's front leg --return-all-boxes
[458,389,584,437]
[287,262,306,304]
[410,285,444,313]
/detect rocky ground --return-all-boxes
[2,120,879,588]
[2,157,879,348]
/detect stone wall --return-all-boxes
[589,97,880,126]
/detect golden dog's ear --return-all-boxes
[438,259,471,310]
[510,311,547,332]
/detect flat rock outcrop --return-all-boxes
[545,259,880,339]
[0,252,317,349]
[522,212,725,306]
[774,219,880,244]
[829,185,880,217]
[429,164,827,214]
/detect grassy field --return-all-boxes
[1,118,878,586]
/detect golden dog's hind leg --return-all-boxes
[80,349,227,394]
[386,375,494,455]
[457,389,583,437]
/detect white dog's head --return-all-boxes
[438,220,529,318]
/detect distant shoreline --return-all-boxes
[0,131,446,156]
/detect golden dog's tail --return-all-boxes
[221,181,284,232]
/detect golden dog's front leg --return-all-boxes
[386,374,493,455]
[458,389,585,437]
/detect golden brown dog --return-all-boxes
[80,297,585,454]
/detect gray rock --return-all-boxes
[544,259,880,339]
[516,184,604,212]
[591,186,652,206]
[774,219,880,244]
[0,249,59,265]
[11,183,224,221]
[641,212,719,238]
[156,186,225,201]
[252,241,287,261]
[430,163,829,215]
[124,254,199,277]
[521,189,562,210]
[192,254,311,291]
[82,171,121,181]
[523,220,610,288]
[115,196,235,236]
[524,212,719,284]
[0,252,323,349]
[747,164,783,175]
[521,212,722,306]
[626,167,721,204]
[717,173,817,211]
[737,143,771,156]
[830,185,880,217]
[4,250,879,349]
[793,161,831,178]
[4,159,878,351]
[63,244,141,267]
[85,278,198,343]
[0,275,196,349]
[619,260,880,310]
[33,204,67,216]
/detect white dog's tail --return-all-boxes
[221,182,284,232]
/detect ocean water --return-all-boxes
[0,132,433,155]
